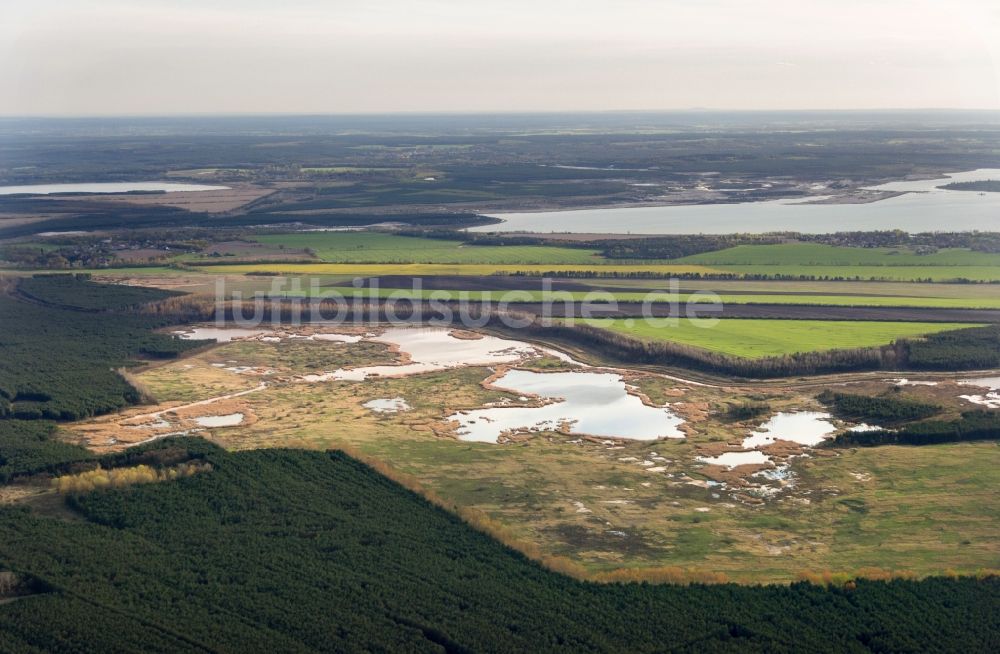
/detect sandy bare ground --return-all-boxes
[71,384,265,452]
[69,186,275,213]
[801,190,906,205]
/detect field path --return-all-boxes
[129,383,267,447]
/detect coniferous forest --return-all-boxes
[1,439,998,653]
[0,276,206,421]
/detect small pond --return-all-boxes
[446,369,685,443]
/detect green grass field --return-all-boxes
[583,318,979,358]
[202,261,992,282]
[7,264,1000,307]
[596,278,1000,299]
[255,237,1000,277]
[273,286,1000,309]
[187,261,727,276]
[677,243,1000,267]
[712,265,1000,282]
[252,232,603,264]
[706,294,1000,308]
[9,235,1000,287]
[11,235,1000,281]
[670,244,1000,281]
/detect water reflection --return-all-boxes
[447,369,685,443]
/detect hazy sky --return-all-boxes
[2,0,999,115]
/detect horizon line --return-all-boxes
[2,108,1000,120]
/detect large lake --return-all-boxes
[474,168,1000,234]
[0,182,229,195]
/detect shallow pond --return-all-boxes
[194,413,244,427]
[697,451,772,468]
[847,423,882,433]
[175,327,364,345]
[961,377,1000,390]
[446,369,685,443]
[741,411,837,448]
[175,327,271,342]
[363,397,411,413]
[958,377,1000,408]
[311,333,363,343]
[317,327,546,380]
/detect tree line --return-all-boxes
[829,410,1000,447]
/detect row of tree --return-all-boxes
[830,410,1000,447]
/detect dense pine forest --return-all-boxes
[0,420,93,483]
[830,410,1000,447]
[1,438,998,653]
[906,324,1000,369]
[817,389,1000,446]
[0,276,206,421]
[817,391,942,425]
[15,274,185,311]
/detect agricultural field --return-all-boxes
[186,258,1000,282]
[19,266,991,314]
[676,243,1000,267]
[188,261,728,277]
[176,241,991,282]
[675,243,1000,282]
[199,260,987,282]
[582,318,982,358]
[274,285,1000,309]
[72,268,1000,312]
[8,232,1000,283]
[709,265,1000,283]
[596,277,1000,299]
[251,232,603,264]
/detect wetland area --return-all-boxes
[61,322,999,581]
